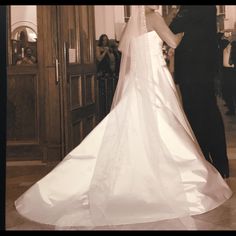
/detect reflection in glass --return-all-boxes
[12,26,37,42]
[10,6,37,65]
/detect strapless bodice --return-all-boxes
[130,30,166,70]
[132,30,163,53]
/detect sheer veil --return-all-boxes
[111,6,147,108]
[87,5,191,227]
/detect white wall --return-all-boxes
[11,5,236,41]
[158,5,162,15]
[224,5,236,30]
[94,5,162,41]
[11,5,37,33]
[94,5,125,40]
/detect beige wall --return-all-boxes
[11,6,37,33]
[224,5,236,30]
[94,5,125,40]
[94,5,162,41]
[11,5,236,41]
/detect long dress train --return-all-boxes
[15,30,232,228]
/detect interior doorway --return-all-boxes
[7,5,98,162]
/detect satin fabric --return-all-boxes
[15,31,232,228]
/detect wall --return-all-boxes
[11,6,37,33]
[94,5,125,40]
[224,5,236,30]
[10,5,236,39]
[94,5,162,41]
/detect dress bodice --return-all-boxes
[129,30,166,73]
[135,31,163,50]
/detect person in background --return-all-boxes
[222,39,235,116]
[96,34,117,119]
[228,40,236,114]
[215,32,231,104]
[17,47,36,65]
[96,34,114,76]
[109,39,121,77]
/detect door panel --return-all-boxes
[7,70,38,142]
[58,6,97,154]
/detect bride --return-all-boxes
[15,6,232,228]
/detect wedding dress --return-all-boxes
[15,6,232,229]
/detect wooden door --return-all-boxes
[36,6,63,161]
[7,6,46,161]
[57,6,98,154]
[7,6,97,162]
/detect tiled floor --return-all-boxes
[5,97,236,230]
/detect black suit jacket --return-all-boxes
[169,6,218,84]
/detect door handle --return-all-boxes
[55,58,59,84]
[63,42,68,83]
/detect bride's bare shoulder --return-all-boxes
[146,11,164,31]
[146,11,169,34]
[146,11,162,21]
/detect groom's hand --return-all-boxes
[164,7,179,26]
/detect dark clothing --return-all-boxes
[216,38,230,100]
[222,67,236,113]
[230,41,236,66]
[170,6,218,84]
[97,50,112,75]
[170,5,229,177]
[218,39,230,72]
[96,48,118,121]
[113,50,121,76]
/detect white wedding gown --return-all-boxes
[15,31,232,228]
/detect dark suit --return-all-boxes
[170,6,229,178]
[230,41,236,65]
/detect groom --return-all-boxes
[169,5,230,178]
